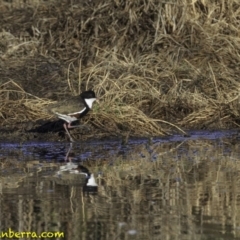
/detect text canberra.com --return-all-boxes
[1,229,64,238]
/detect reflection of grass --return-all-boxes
[89,138,240,217]
[0,0,240,136]
[1,139,239,238]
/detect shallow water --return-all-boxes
[1,130,240,240]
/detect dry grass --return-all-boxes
[1,0,240,137]
[0,80,53,124]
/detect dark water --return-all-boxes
[1,130,240,240]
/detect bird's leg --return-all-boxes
[67,122,77,128]
[64,142,73,161]
[64,122,90,142]
[63,123,74,142]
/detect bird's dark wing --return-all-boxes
[48,96,85,115]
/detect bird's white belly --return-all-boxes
[55,112,78,123]
[54,107,87,123]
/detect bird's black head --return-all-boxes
[80,90,96,99]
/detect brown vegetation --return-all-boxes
[1,0,240,140]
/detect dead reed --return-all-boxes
[0,0,240,136]
[0,80,53,125]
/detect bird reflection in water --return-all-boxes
[57,143,98,193]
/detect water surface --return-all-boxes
[1,130,240,240]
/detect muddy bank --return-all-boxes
[0,120,111,142]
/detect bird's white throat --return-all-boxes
[85,98,97,109]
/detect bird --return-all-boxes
[48,90,97,142]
